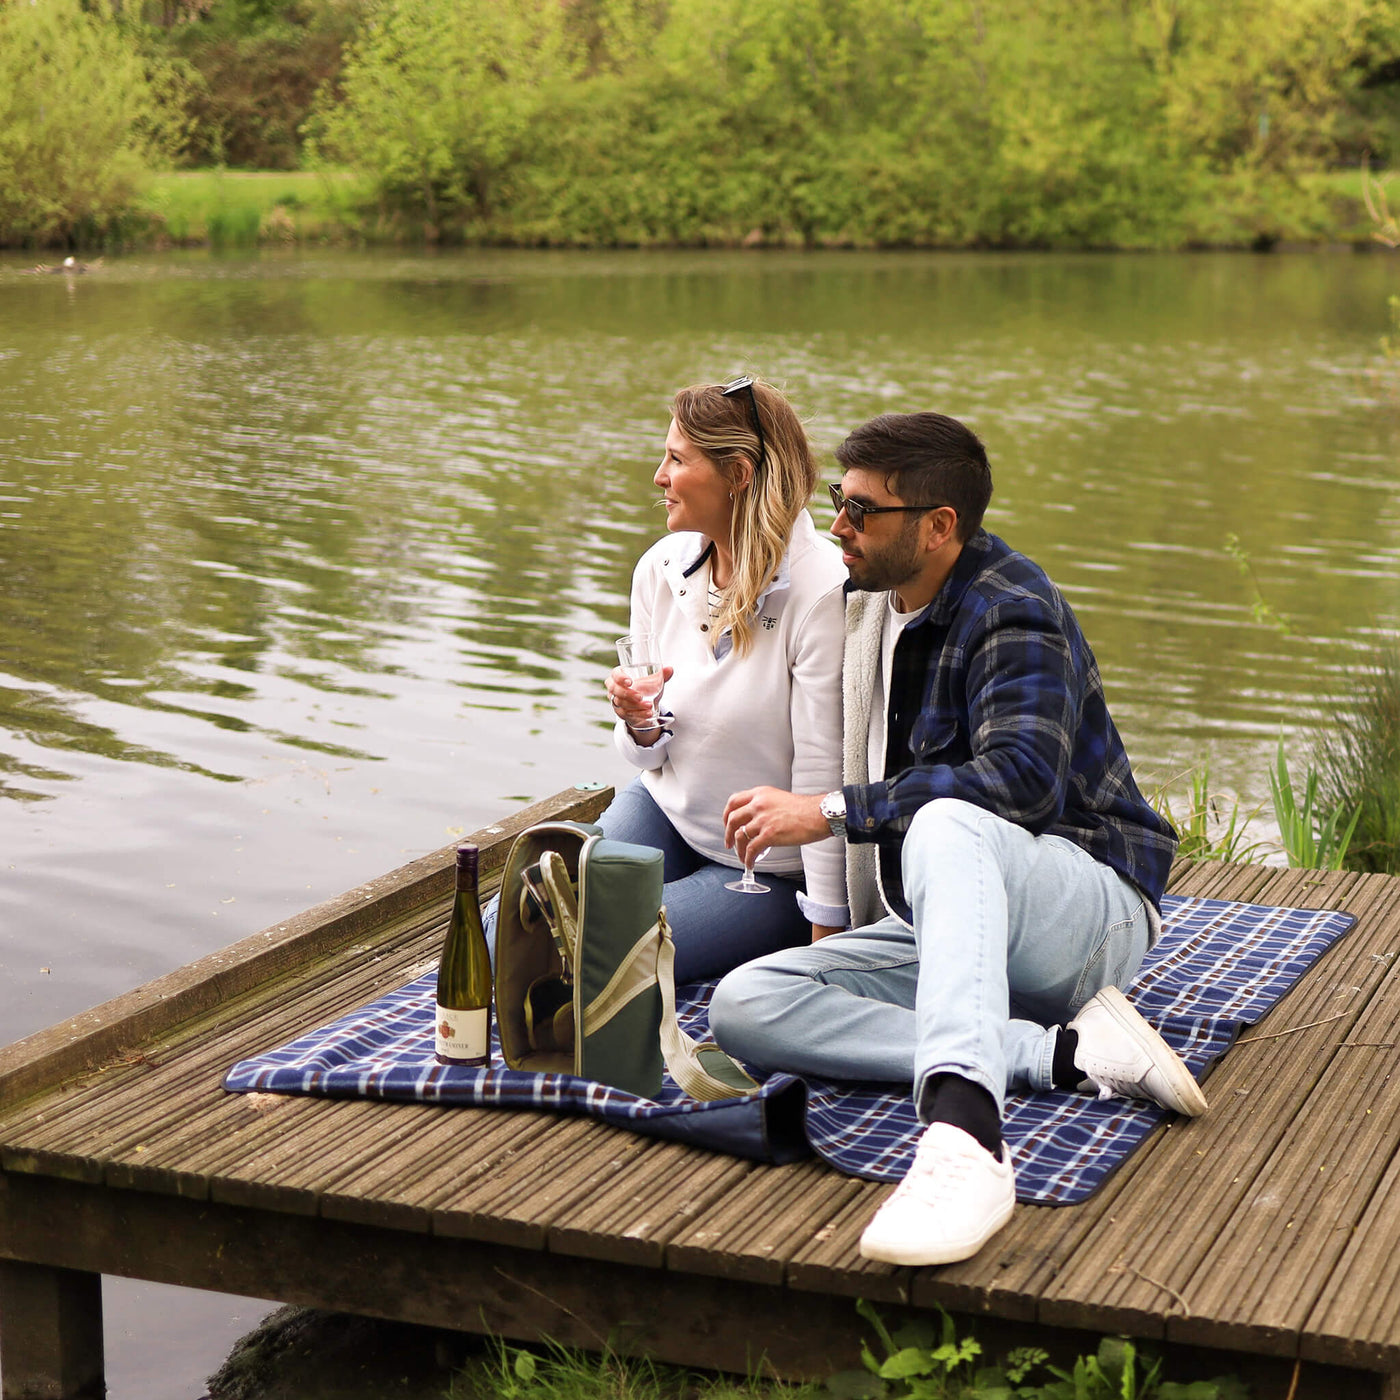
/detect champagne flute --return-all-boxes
[614,633,665,731]
[725,823,770,895]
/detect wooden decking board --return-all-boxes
[203,1096,480,1219]
[666,1159,866,1285]
[1303,1115,1400,1369]
[319,1108,563,1232]
[1035,867,1399,1349]
[1159,900,1400,1361]
[102,1090,313,1201]
[784,1181,911,1305]
[430,1117,651,1251]
[545,1148,754,1269]
[206,1098,398,1216]
[0,925,443,1162]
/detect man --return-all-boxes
[712,411,1205,1268]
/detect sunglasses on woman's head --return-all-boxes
[828,483,947,532]
[721,375,769,472]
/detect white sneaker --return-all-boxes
[858,1122,1016,1267]
[1069,985,1208,1117]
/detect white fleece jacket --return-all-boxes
[614,510,848,920]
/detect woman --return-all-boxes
[602,376,847,983]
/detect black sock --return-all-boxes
[920,1073,1003,1160]
[1052,1027,1081,1089]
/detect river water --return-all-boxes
[1,246,1397,1395]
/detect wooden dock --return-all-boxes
[4,784,1400,1399]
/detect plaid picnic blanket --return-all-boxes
[224,893,1355,1206]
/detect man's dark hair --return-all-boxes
[834,412,992,542]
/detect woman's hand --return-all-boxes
[723,785,829,863]
[606,664,674,746]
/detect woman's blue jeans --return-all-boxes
[483,778,810,985]
[598,778,809,983]
[709,797,1152,1119]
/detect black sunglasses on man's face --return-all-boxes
[721,375,769,472]
[828,483,947,533]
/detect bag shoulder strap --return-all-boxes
[654,911,760,1101]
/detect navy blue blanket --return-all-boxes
[225,893,1354,1205]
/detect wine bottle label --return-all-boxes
[435,1004,489,1064]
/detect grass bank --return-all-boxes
[130,167,1389,252]
[140,169,367,248]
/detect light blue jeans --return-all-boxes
[709,797,1152,1119]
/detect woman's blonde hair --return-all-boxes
[671,378,820,658]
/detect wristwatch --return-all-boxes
[819,789,847,838]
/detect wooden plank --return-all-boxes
[667,1159,863,1286]
[208,1099,401,1215]
[319,1108,561,1232]
[1305,1098,1400,1370]
[1,932,440,1169]
[1035,868,1392,1349]
[0,785,609,1113]
[785,1179,910,1305]
[431,1117,658,1251]
[1161,873,1400,1362]
[545,1145,752,1269]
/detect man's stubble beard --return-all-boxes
[844,518,925,594]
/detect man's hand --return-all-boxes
[723,786,830,863]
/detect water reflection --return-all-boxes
[0,247,1397,1025]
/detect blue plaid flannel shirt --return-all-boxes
[844,529,1177,922]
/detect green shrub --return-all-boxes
[167,7,359,171]
[828,1299,1250,1399]
[0,0,186,246]
[305,0,577,232]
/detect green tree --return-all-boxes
[0,0,186,245]
[306,0,578,230]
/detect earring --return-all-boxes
[728,492,734,500]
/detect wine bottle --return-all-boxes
[434,843,492,1066]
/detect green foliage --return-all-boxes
[161,0,367,169]
[450,1335,822,1400]
[1267,737,1360,870]
[1151,763,1267,864]
[1312,646,1400,874]
[305,0,578,231]
[294,0,1394,249]
[0,0,187,246]
[833,1302,1249,1400]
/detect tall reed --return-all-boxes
[1312,647,1400,874]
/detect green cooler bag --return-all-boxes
[495,820,758,1102]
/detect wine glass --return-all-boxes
[724,827,770,895]
[614,633,665,731]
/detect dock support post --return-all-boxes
[0,1261,104,1400]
